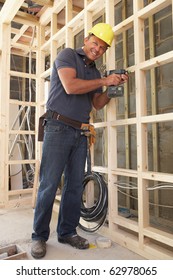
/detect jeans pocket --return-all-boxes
[44,121,70,145]
[45,121,67,133]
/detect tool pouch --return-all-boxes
[89,124,96,146]
[81,124,96,146]
[38,112,47,141]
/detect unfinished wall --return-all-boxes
[112,1,173,227]
[0,0,173,259]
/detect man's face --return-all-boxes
[83,35,108,61]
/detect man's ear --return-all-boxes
[84,37,89,44]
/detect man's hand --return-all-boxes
[104,73,129,87]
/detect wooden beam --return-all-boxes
[11,25,29,44]
[13,11,39,26]
[0,0,25,24]
[0,23,11,207]
[8,188,32,196]
[11,27,21,35]
[9,99,36,106]
[11,43,36,54]
[138,0,172,19]
[32,0,53,7]
[10,70,36,79]
[139,50,173,70]
[73,5,83,14]
[11,48,29,57]
[39,0,65,26]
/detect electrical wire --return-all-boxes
[115,181,173,209]
[118,188,173,209]
[79,145,108,233]
[147,183,173,190]
[9,168,22,177]
[114,181,173,191]
[114,181,138,189]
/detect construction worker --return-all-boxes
[31,23,128,259]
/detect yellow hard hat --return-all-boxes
[88,23,114,46]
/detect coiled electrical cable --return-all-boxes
[79,146,108,232]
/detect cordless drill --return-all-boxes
[105,69,129,98]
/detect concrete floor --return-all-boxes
[0,206,145,260]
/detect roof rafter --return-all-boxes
[0,0,25,24]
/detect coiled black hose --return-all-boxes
[79,145,108,232]
[79,171,108,232]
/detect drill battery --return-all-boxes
[106,69,129,98]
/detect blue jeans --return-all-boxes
[32,119,87,241]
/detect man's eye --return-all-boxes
[100,46,106,51]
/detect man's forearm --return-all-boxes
[63,77,105,95]
[92,89,111,110]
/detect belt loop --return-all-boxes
[47,110,53,118]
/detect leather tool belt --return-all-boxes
[46,110,84,129]
[38,110,96,146]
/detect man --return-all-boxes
[31,23,128,259]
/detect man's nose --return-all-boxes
[94,45,100,52]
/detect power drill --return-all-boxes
[105,69,129,98]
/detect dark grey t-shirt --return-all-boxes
[46,48,102,123]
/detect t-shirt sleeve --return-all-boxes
[55,48,76,70]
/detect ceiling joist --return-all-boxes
[31,0,53,7]
[13,11,39,27]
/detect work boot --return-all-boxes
[31,240,46,259]
[58,234,89,249]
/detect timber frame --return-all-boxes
[0,0,173,259]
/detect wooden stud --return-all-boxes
[0,23,11,208]
[32,160,40,208]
